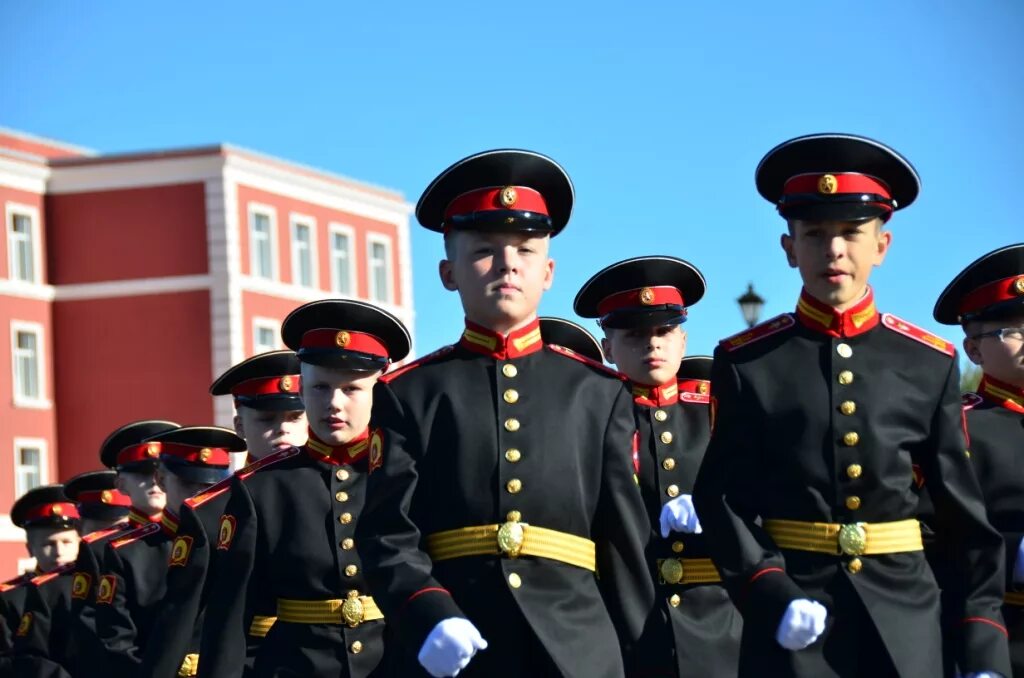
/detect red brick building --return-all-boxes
[0,128,414,577]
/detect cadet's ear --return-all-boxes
[780,233,797,268]
[600,336,616,365]
[962,336,983,366]
[438,259,458,291]
[233,414,245,439]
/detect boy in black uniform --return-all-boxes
[198,300,409,678]
[692,133,1010,677]
[138,351,305,677]
[95,426,242,677]
[575,256,742,677]
[934,243,1024,675]
[356,150,653,677]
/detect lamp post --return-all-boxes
[737,283,765,328]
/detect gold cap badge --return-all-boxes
[639,287,655,305]
[147,443,161,458]
[699,382,710,395]
[1013,277,1024,296]
[499,186,518,208]
[335,331,351,348]
[199,448,212,462]
[818,174,839,194]
[279,375,293,392]
[51,504,63,516]
[101,490,113,504]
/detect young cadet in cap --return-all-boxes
[138,351,305,678]
[198,300,408,678]
[575,256,742,677]
[692,133,1010,678]
[356,150,653,678]
[933,243,1024,675]
[538,316,605,362]
[13,471,131,677]
[95,426,242,678]
[1,486,81,656]
[69,420,178,671]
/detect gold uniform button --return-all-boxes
[335,491,348,502]
[840,401,857,416]
[846,464,862,479]
[350,641,363,654]
[654,410,668,422]
[843,432,860,447]
[502,364,518,378]
[345,564,358,577]
[838,370,854,385]
[669,594,681,607]
[339,512,353,525]
[336,469,350,481]
[505,418,520,432]
[660,432,674,444]
[507,479,523,494]
[503,389,519,404]
[508,573,522,588]
[505,448,521,463]
[506,510,521,522]
[671,541,685,553]
[837,343,853,358]
[848,558,863,574]
[666,484,680,498]
[662,458,676,471]
[846,496,861,510]
[341,538,355,550]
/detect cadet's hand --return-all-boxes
[659,494,703,537]
[775,599,827,650]
[418,617,488,677]
[962,672,1005,678]
[1014,539,1024,584]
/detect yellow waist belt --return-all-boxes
[277,594,383,627]
[1006,591,1024,607]
[657,557,721,585]
[425,521,596,572]
[763,518,923,556]
[248,615,276,637]
[178,653,199,677]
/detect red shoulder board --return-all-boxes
[83,524,128,545]
[680,391,711,404]
[381,345,455,383]
[881,314,955,357]
[962,392,984,410]
[111,522,161,549]
[231,445,302,486]
[30,563,74,587]
[546,344,626,380]
[0,573,31,592]
[720,314,795,352]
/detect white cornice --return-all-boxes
[46,155,226,194]
[53,275,212,301]
[0,155,49,194]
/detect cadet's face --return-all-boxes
[602,324,687,386]
[156,465,210,511]
[234,407,308,460]
[300,363,379,446]
[439,231,554,334]
[115,467,166,514]
[26,526,80,572]
[964,316,1024,387]
[781,219,891,311]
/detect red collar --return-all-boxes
[459,318,544,359]
[978,375,1024,414]
[128,508,162,528]
[795,287,880,338]
[159,510,179,538]
[305,428,370,466]
[632,381,679,407]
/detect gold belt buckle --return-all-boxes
[838,523,867,556]
[660,558,684,585]
[497,520,527,558]
[341,591,365,627]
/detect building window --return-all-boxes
[11,322,45,405]
[7,205,40,284]
[290,216,317,288]
[367,235,393,304]
[14,439,46,498]
[329,224,356,296]
[253,318,280,354]
[249,206,276,280]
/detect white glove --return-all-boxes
[418,617,488,677]
[659,494,703,538]
[1013,538,1024,584]
[775,599,827,650]
[962,673,1005,678]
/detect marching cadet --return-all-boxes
[575,256,742,677]
[356,150,654,678]
[198,300,408,678]
[692,133,1010,677]
[537,316,606,362]
[13,471,131,678]
[95,426,242,678]
[677,355,712,393]
[933,243,1024,675]
[139,351,306,677]
[69,420,177,672]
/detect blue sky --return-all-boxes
[3,1,1022,360]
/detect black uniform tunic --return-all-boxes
[0,572,34,655]
[357,320,654,678]
[11,564,77,677]
[693,290,1010,678]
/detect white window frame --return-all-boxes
[247,203,279,281]
[289,213,318,289]
[10,320,49,408]
[328,222,358,297]
[6,203,43,285]
[252,317,281,354]
[366,233,394,304]
[12,437,49,498]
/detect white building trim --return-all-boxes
[327,222,358,297]
[0,280,55,301]
[53,274,212,301]
[5,202,44,285]
[11,436,50,498]
[208,171,245,429]
[252,316,282,353]
[46,154,225,194]
[0,514,26,543]
[10,320,50,409]
[366,232,395,305]
[0,155,49,195]
[246,201,279,282]
[0,126,96,156]
[288,212,319,289]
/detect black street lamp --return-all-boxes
[737,283,765,328]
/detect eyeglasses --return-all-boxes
[970,327,1024,342]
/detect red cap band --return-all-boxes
[444,186,549,223]
[301,329,388,358]
[958,275,1024,317]
[117,442,164,466]
[598,286,685,317]
[159,443,231,467]
[76,489,132,507]
[231,374,301,397]
[783,172,892,201]
[22,502,80,523]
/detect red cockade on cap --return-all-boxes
[22,502,79,522]
[76,489,132,507]
[443,186,549,232]
[598,286,686,317]
[231,374,301,397]
[117,441,164,466]
[958,275,1024,318]
[159,443,231,466]
[783,172,894,212]
[301,329,389,358]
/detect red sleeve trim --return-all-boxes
[405,586,450,605]
[961,616,1008,636]
[748,567,784,585]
